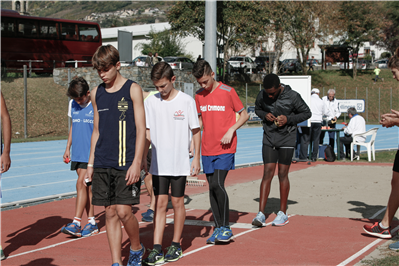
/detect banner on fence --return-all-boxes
[337,99,365,113]
[247,106,261,121]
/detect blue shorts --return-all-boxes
[202,153,235,174]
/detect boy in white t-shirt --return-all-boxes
[143,62,201,265]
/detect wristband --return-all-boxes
[87,164,94,167]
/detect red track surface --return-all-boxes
[1,162,395,266]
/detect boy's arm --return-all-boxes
[220,109,249,145]
[85,87,99,183]
[1,92,11,173]
[126,83,146,185]
[142,129,151,172]
[190,127,201,176]
[63,123,73,163]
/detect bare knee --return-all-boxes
[171,197,184,209]
[116,207,133,223]
[105,206,118,220]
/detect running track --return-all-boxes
[1,125,397,205]
[2,164,398,265]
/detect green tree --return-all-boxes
[338,1,386,79]
[167,1,268,81]
[379,2,399,55]
[135,28,186,58]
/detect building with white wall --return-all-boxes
[101,23,203,62]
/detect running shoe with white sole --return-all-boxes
[389,241,399,251]
[164,245,183,262]
[215,226,233,242]
[206,227,221,244]
[363,222,391,239]
[252,211,266,227]
[272,211,289,226]
[143,248,164,265]
[61,222,82,237]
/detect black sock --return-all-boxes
[154,244,162,253]
[171,241,181,248]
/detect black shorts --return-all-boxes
[393,150,399,173]
[71,161,88,171]
[92,168,141,206]
[152,175,186,197]
[140,151,152,181]
[262,145,294,165]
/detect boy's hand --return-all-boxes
[63,151,70,164]
[276,115,287,127]
[380,117,397,128]
[141,159,148,173]
[84,167,93,187]
[221,128,235,145]
[265,113,277,122]
[1,153,11,173]
[126,163,140,185]
[190,157,201,176]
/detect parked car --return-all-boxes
[227,56,257,73]
[130,55,163,66]
[163,56,194,70]
[282,59,302,73]
[374,59,388,68]
[339,59,372,70]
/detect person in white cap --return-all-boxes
[320,89,341,150]
[299,88,330,162]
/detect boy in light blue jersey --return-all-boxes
[61,77,98,238]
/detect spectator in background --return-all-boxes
[320,89,341,150]
[146,52,153,67]
[308,56,315,71]
[153,52,160,66]
[136,58,145,67]
[374,65,383,83]
[339,107,366,160]
[300,88,330,162]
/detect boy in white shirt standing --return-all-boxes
[143,62,201,265]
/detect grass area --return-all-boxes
[361,251,399,266]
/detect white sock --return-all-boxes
[72,217,81,226]
[379,222,389,229]
[88,217,96,225]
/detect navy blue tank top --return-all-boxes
[94,79,137,170]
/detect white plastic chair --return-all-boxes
[350,127,378,161]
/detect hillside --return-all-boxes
[2,1,176,28]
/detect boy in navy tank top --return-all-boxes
[1,92,11,260]
[86,45,146,266]
[61,77,98,238]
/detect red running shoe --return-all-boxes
[363,222,391,239]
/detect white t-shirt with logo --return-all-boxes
[145,91,200,176]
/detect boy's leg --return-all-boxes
[153,194,169,245]
[206,171,230,227]
[144,173,156,212]
[105,205,124,265]
[75,168,88,219]
[258,163,276,213]
[382,171,399,227]
[169,176,187,243]
[115,204,141,250]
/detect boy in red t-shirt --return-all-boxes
[193,60,249,244]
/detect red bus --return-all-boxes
[1,9,102,75]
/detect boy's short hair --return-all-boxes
[192,59,213,79]
[388,47,399,69]
[151,62,174,82]
[263,73,280,90]
[92,45,119,71]
[67,77,90,98]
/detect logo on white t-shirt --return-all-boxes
[174,110,185,120]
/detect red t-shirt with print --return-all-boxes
[195,82,244,156]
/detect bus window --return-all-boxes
[78,25,99,42]
[40,21,58,39]
[61,23,78,40]
[17,19,39,38]
[1,18,15,37]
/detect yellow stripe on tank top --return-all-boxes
[119,120,122,166]
[123,120,126,166]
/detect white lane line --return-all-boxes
[2,179,76,192]
[337,224,399,266]
[2,170,70,179]
[11,162,64,169]
[5,209,195,259]
[370,207,387,219]
[10,156,60,162]
[11,150,61,156]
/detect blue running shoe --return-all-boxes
[127,243,145,266]
[272,211,289,226]
[143,248,164,265]
[81,223,99,237]
[215,226,233,243]
[389,241,399,251]
[164,245,183,262]
[141,209,153,217]
[142,209,154,222]
[111,264,123,266]
[206,227,221,244]
[252,211,266,227]
[61,222,82,237]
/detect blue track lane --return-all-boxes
[1,125,397,204]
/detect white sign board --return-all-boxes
[279,76,312,127]
[337,99,365,113]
